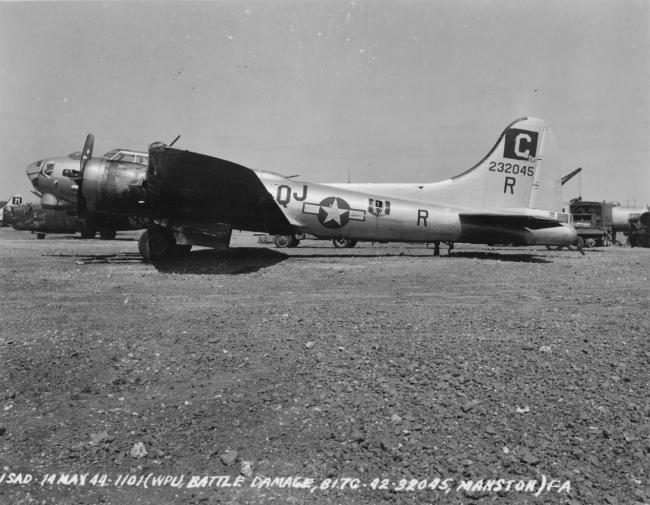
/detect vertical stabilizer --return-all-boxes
[428,117,562,211]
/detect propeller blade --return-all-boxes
[80,133,94,174]
[78,133,94,216]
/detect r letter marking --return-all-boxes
[504,176,516,194]
[417,209,429,227]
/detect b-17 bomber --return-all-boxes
[24,117,578,260]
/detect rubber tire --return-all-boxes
[99,228,116,240]
[289,235,300,248]
[332,238,357,248]
[138,229,175,261]
[570,236,585,251]
[274,235,292,248]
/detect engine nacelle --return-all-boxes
[82,158,146,214]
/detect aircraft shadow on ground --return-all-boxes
[42,236,136,242]
[291,252,441,259]
[50,248,551,270]
[49,252,145,264]
[448,251,553,263]
[150,248,288,274]
[290,251,553,263]
[49,248,288,274]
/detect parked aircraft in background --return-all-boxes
[25,144,147,238]
[0,195,23,227]
[611,205,650,233]
[2,200,77,239]
[30,117,577,260]
[2,197,140,240]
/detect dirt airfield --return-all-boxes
[0,228,648,505]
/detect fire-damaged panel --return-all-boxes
[144,145,293,234]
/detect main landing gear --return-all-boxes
[274,234,301,248]
[332,238,357,248]
[138,227,192,261]
[432,241,454,256]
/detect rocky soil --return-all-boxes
[0,228,648,504]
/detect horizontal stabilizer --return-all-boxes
[459,213,562,230]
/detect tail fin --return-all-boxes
[432,117,562,211]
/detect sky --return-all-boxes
[1,0,649,207]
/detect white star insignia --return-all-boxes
[321,199,348,225]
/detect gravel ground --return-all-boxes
[0,228,648,505]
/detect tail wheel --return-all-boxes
[332,238,357,248]
[568,236,585,251]
[138,228,176,260]
[274,235,292,248]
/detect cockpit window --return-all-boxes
[62,168,81,178]
[117,153,136,163]
[102,150,148,166]
[42,162,55,177]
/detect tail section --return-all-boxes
[431,117,562,212]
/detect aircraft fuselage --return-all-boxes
[258,171,576,246]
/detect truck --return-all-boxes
[569,198,613,248]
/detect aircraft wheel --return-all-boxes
[332,238,356,248]
[545,245,563,251]
[138,228,176,261]
[289,235,300,248]
[99,228,116,240]
[568,236,585,251]
[274,235,292,248]
[36,233,45,240]
[584,237,596,248]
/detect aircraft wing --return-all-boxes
[144,145,293,234]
